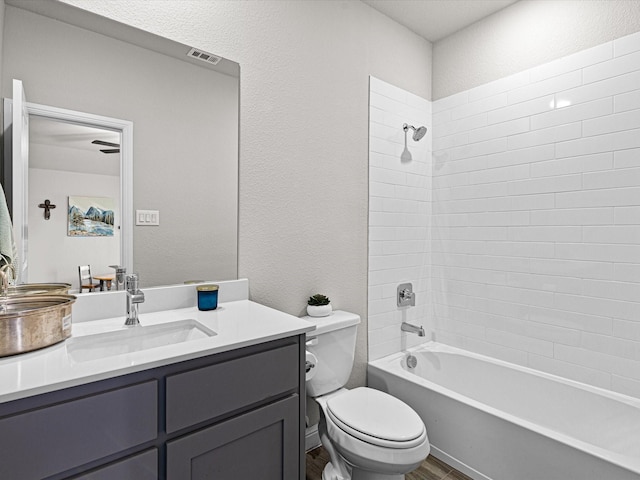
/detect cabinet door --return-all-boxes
[166,342,299,434]
[167,395,299,480]
[70,449,157,480]
[0,380,157,480]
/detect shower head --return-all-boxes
[403,123,427,142]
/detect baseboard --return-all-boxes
[305,424,321,452]
[430,445,490,480]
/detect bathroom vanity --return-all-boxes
[0,281,313,480]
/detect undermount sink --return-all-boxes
[66,319,216,362]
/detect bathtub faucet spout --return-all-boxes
[401,322,425,336]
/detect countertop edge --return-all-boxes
[0,299,315,404]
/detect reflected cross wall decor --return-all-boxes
[38,199,56,220]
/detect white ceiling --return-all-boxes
[362,0,518,42]
[29,116,120,176]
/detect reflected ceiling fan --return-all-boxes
[91,139,120,154]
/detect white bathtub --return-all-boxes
[368,342,640,480]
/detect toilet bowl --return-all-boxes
[305,311,430,480]
[317,388,430,480]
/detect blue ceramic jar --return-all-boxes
[197,284,219,311]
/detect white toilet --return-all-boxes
[305,311,430,480]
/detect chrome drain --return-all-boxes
[406,354,418,369]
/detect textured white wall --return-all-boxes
[433,0,640,100]
[368,77,432,361]
[432,31,640,399]
[58,0,433,387]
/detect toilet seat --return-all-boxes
[326,387,426,449]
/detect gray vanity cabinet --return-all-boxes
[72,450,159,480]
[0,335,305,480]
[166,395,299,479]
[0,380,158,480]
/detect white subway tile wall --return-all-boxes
[368,77,432,361]
[432,31,640,399]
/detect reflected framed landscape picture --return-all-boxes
[68,196,115,237]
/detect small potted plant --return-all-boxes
[307,294,332,317]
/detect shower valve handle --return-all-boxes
[397,283,416,307]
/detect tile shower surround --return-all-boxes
[369,76,432,361]
[369,30,640,400]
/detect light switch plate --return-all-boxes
[136,209,160,226]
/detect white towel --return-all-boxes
[0,182,16,268]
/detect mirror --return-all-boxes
[25,113,126,286]
[1,0,239,288]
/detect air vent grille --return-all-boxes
[187,47,221,65]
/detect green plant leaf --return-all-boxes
[308,294,330,306]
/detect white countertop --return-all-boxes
[0,299,315,404]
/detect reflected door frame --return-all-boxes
[3,97,133,283]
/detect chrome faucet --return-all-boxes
[401,321,425,337]
[0,263,15,283]
[0,270,8,298]
[125,273,145,326]
[113,265,126,291]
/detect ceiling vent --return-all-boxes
[187,47,221,66]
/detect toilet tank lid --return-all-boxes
[303,310,360,338]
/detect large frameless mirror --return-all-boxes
[2,0,239,290]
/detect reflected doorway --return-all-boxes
[29,116,121,287]
[3,92,133,289]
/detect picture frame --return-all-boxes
[68,196,115,237]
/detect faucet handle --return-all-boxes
[397,283,416,307]
[126,273,139,292]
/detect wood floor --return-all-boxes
[306,446,473,480]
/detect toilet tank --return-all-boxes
[305,311,360,397]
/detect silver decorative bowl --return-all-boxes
[0,294,76,357]
[5,283,72,296]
